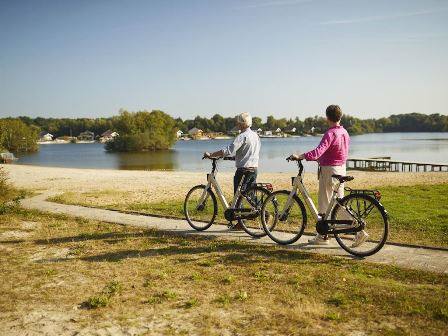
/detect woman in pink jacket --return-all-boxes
[290,105,368,247]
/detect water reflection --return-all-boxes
[113,150,179,170]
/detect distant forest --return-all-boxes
[12,112,448,138]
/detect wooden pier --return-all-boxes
[347,158,448,172]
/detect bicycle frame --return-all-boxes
[281,161,351,222]
[197,161,247,211]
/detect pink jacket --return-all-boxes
[304,125,350,166]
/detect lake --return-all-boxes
[14,132,448,173]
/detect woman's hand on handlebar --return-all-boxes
[286,154,305,161]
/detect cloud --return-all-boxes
[320,7,448,25]
[237,0,314,10]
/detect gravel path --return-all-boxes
[22,191,448,274]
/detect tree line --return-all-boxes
[176,113,448,135]
[11,112,448,138]
[1,112,447,153]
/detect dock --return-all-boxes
[347,158,448,172]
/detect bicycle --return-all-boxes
[184,156,273,238]
[260,157,389,257]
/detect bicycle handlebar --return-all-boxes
[202,155,235,161]
[286,156,304,175]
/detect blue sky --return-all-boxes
[0,0,447,120]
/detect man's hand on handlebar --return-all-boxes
[286,154,305,161]
[203,150,225,160]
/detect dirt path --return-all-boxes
[22,192,448,274]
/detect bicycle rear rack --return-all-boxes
[345,187,381,201]
[256,183,273,192]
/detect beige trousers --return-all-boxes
[318,165,346,215]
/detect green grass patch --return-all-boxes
[50,183,448,247]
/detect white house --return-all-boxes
[38,132,53,142]
[176,130,183,138]
[275,128,282,134]
[99,130,119,143]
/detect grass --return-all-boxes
[50,183,448,248]
[0,207,447,335]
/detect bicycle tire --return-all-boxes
[184,185,217,231]
[332,193,388,257]
[261,190,307,245]
[235,185,271,238]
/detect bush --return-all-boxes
[105,110,177,152]
[0,168,23,214]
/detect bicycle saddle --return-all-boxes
[332,174,354,183]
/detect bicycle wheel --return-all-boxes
[332,193,388,257]
[184,185,217,231]
[235,185,271,238]
[261,190,307,245]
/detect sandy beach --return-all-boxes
[3,164,448,203]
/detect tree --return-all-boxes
[0,119,39,152]
[252,117,263,130]
[106,110,177,152]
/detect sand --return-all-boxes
[3,164,448,203]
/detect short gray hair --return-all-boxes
[236,112,252,128]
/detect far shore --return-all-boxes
[3,164,448,203]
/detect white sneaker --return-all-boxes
[308,234,330,245]
[351,230,369,248]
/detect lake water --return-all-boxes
[14,132,448,173]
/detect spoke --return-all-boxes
[360,203,375,218]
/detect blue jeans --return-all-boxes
[233,168,257,195]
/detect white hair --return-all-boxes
[236,112,252,128]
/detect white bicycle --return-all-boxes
[261,157,389,257]
[184,156,273,238]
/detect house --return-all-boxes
[188,127,203,139]
[274,128,282,134]
[99,130,119,143]
[78,131,95,142]
[229,126,240,136]
[264,130,273,136]
[284,127,297,134]
[176,130,183,138]
[256,128,263,135]
[38,131,53,142]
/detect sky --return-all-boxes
[0,0,447,120]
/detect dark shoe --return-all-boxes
[228,222,244,231]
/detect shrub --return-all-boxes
[106,110,177,152]
[0,168,23,214]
